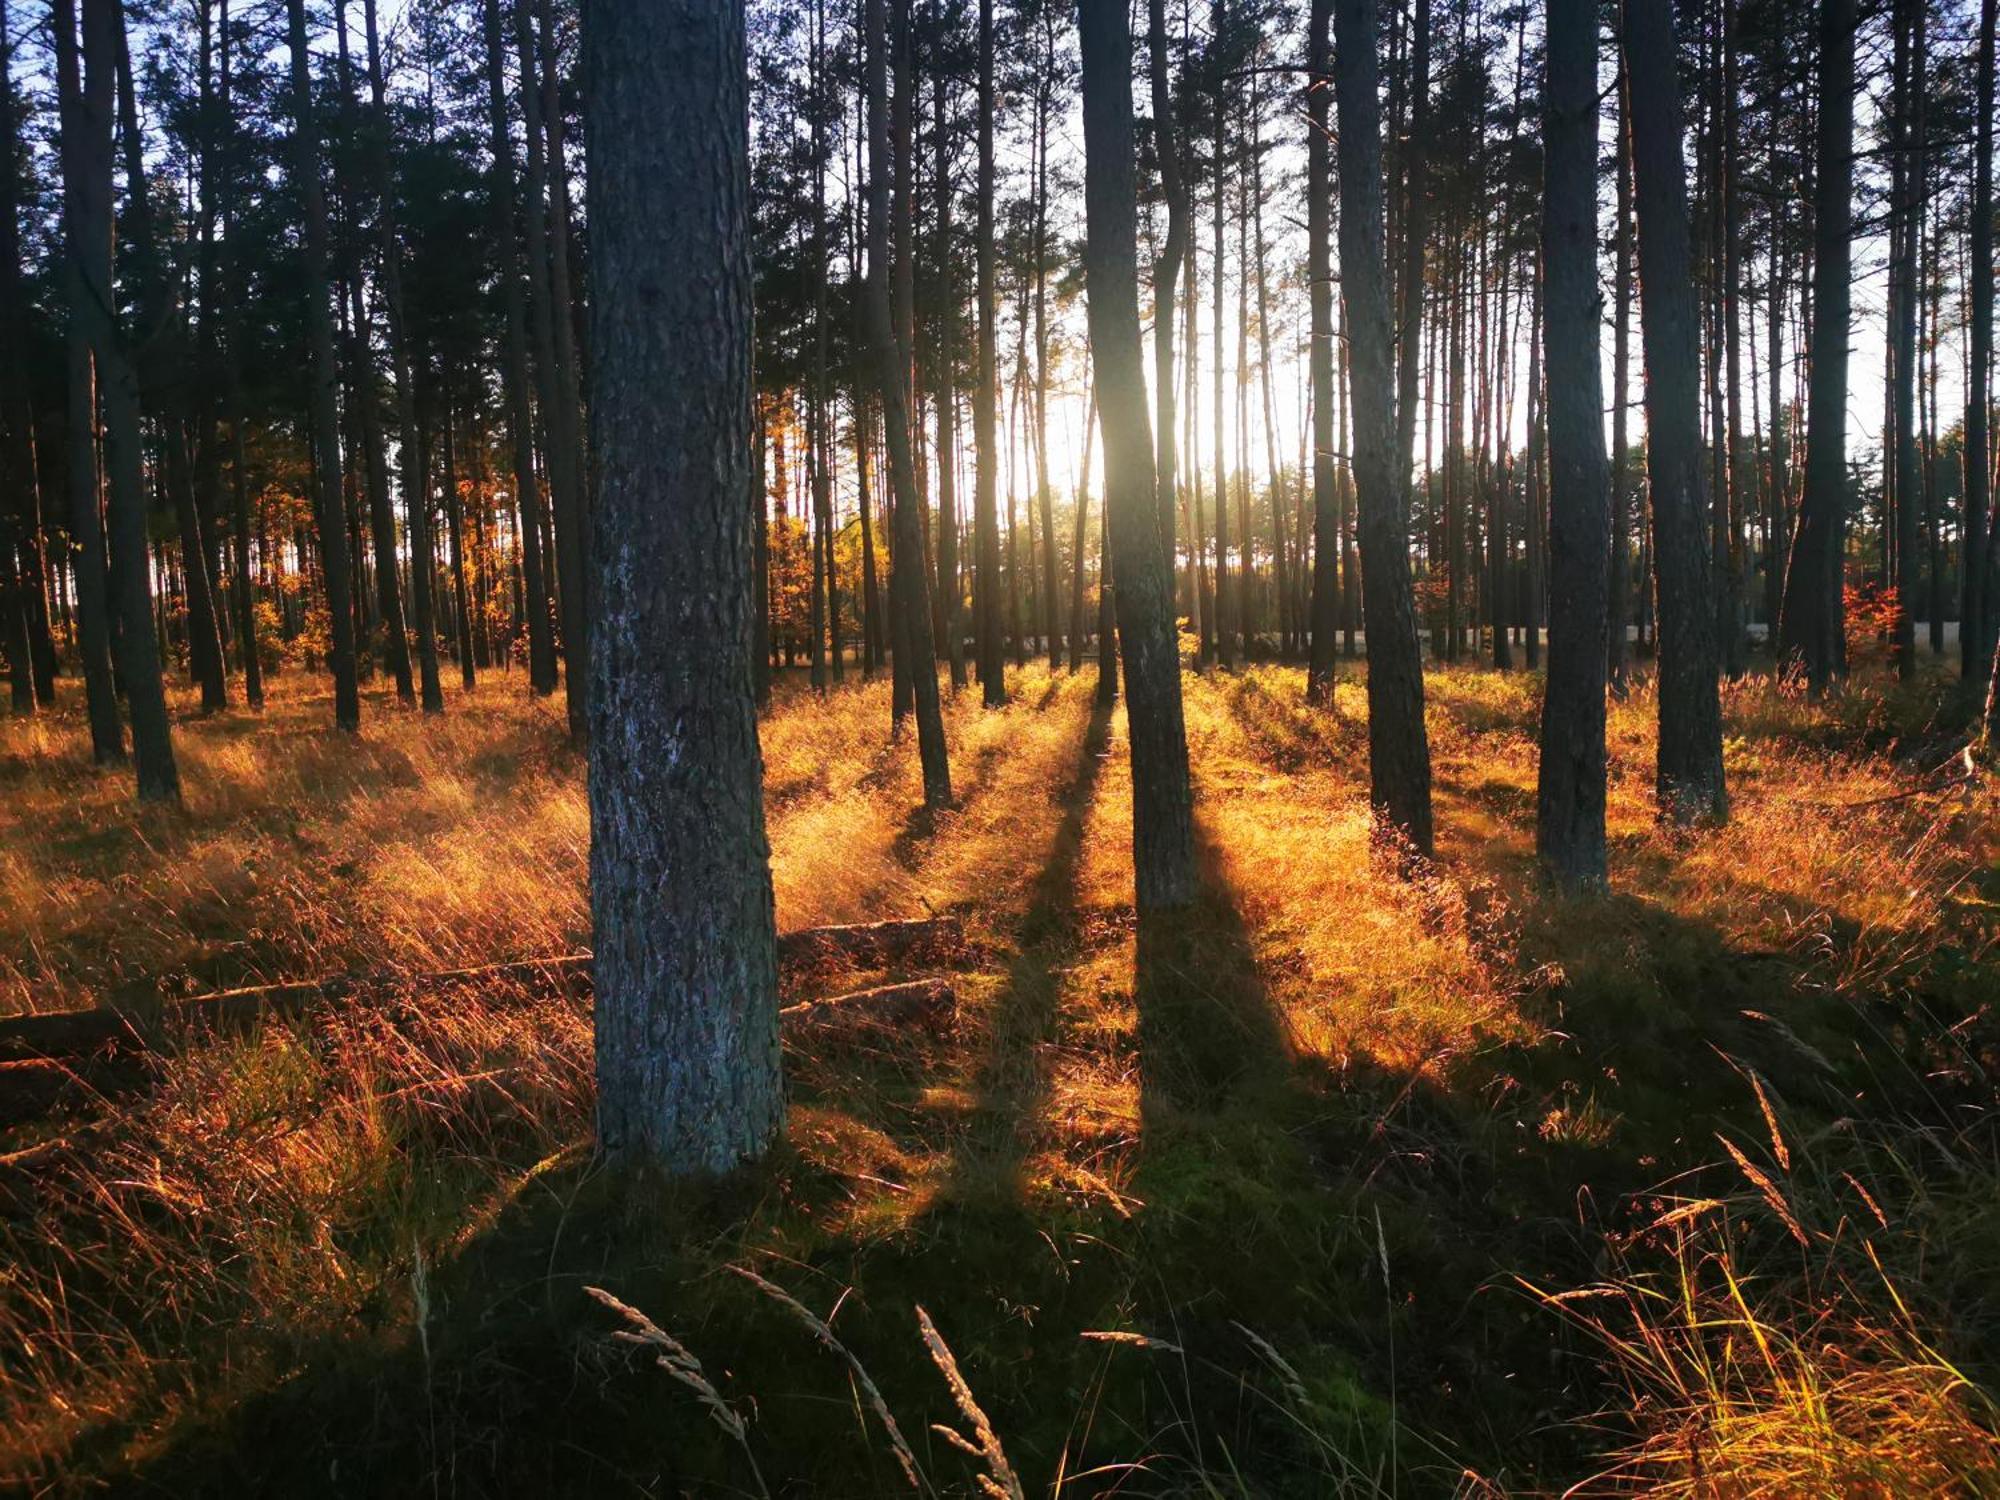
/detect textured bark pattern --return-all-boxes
[583,0,782,1173]
[974,0,1005,706]
[1536,0,1609,889]
[1779,0,1855,695]
[484,0,558,696]
[1304,0,1338,700]
[50,0,121,764]
[286,0,361,731]
[1079,0,1197,913]
[1332,0,1433,856]
[864,0,952,808]
[69,0,179,798]
[1623,0,1726,823]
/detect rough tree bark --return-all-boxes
[1623,0,1727,822]
[483,0,557,695]
[66,0,179,795]
[1304,0,1338,702]
[1332,0,1433,857]
[1536,0,1610,889]
[865,0,951,809]
[1778,0,1855,696]
[974,0,1005,705]
[1078,0,1197,912]
[581,0,783,1172]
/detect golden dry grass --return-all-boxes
[0,653,1996,1494]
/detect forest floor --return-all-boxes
[2,647,1999,1496]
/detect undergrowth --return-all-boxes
[0,653,1995,1495]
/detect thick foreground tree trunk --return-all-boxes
[1536,0,1610,889]
[581,0,783,1172]
[1078,0,1197,913]
[1623,0,1726,823]
[1332,0,1433,857]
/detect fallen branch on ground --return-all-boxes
[0,917,967,1066]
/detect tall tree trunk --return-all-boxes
[1975,0,2000,742]
[1537,0,1610,889]
[216,0,263,709]
[0,0,39,716]
[1393,0,1430,532]
[442,385,476,690]
[865,0,950,808]
[1078,0,1197,913]
[1069,390,1097,669]
[1304,0,1338,701]
[520,0,588,739]
[1623,0,1727,822]
[1890,0,1923,680]
[933,55,966,690]
[537,0,588,707]
[483,0,556,694]
[582,0,781,1172]
[1608,56,1632,696]
[52,0,121,760]
[67,0,180,796]
[1970,0,1996,691]
[974,0,1004,704]
[1147,0,1187,568]
[1211,0,1233,670]
[1333,0,1433,857]
[365,0,443,712]
[1779,0,1856,695]
[1032,49,1060,669]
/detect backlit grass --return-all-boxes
[0,651,1995,1494]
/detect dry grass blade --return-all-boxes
[584,1285,767,1495]
[914,1304,1023,1500]
[1716,1134,1809,1248]
[726,1264,924,1490]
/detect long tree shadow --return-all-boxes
[944,696,1113,1205]
[1133,820,1297,1116]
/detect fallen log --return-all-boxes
[780,977,957,1039]
[0,978,957,1179]
[0,917,966,1066]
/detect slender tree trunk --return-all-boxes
[364,0,442,712]
[1971,0,1996,692]
[1537,0,1610,889]
[1079,0,1196,913]
[1333,0,1433,857]
[865,0,950,808]
[1779,0,1856,695]
[1069,391,1097,669]
[53,0,121,760]
[442,386,476,690]
[519,0,588,738]
[1305,0,1338,700]
[1623,0,1726,822]
[1211,2,1233,670]
[582,0,781,1173]
[1147,0,1187,570]
[974,0,1004,704]
[1606,59,1633,693]
[1889,0,1923,679]
[1393,0,1430,533]
[933,58,966,690]
[67,0,179,795]
[484,0,556,694]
